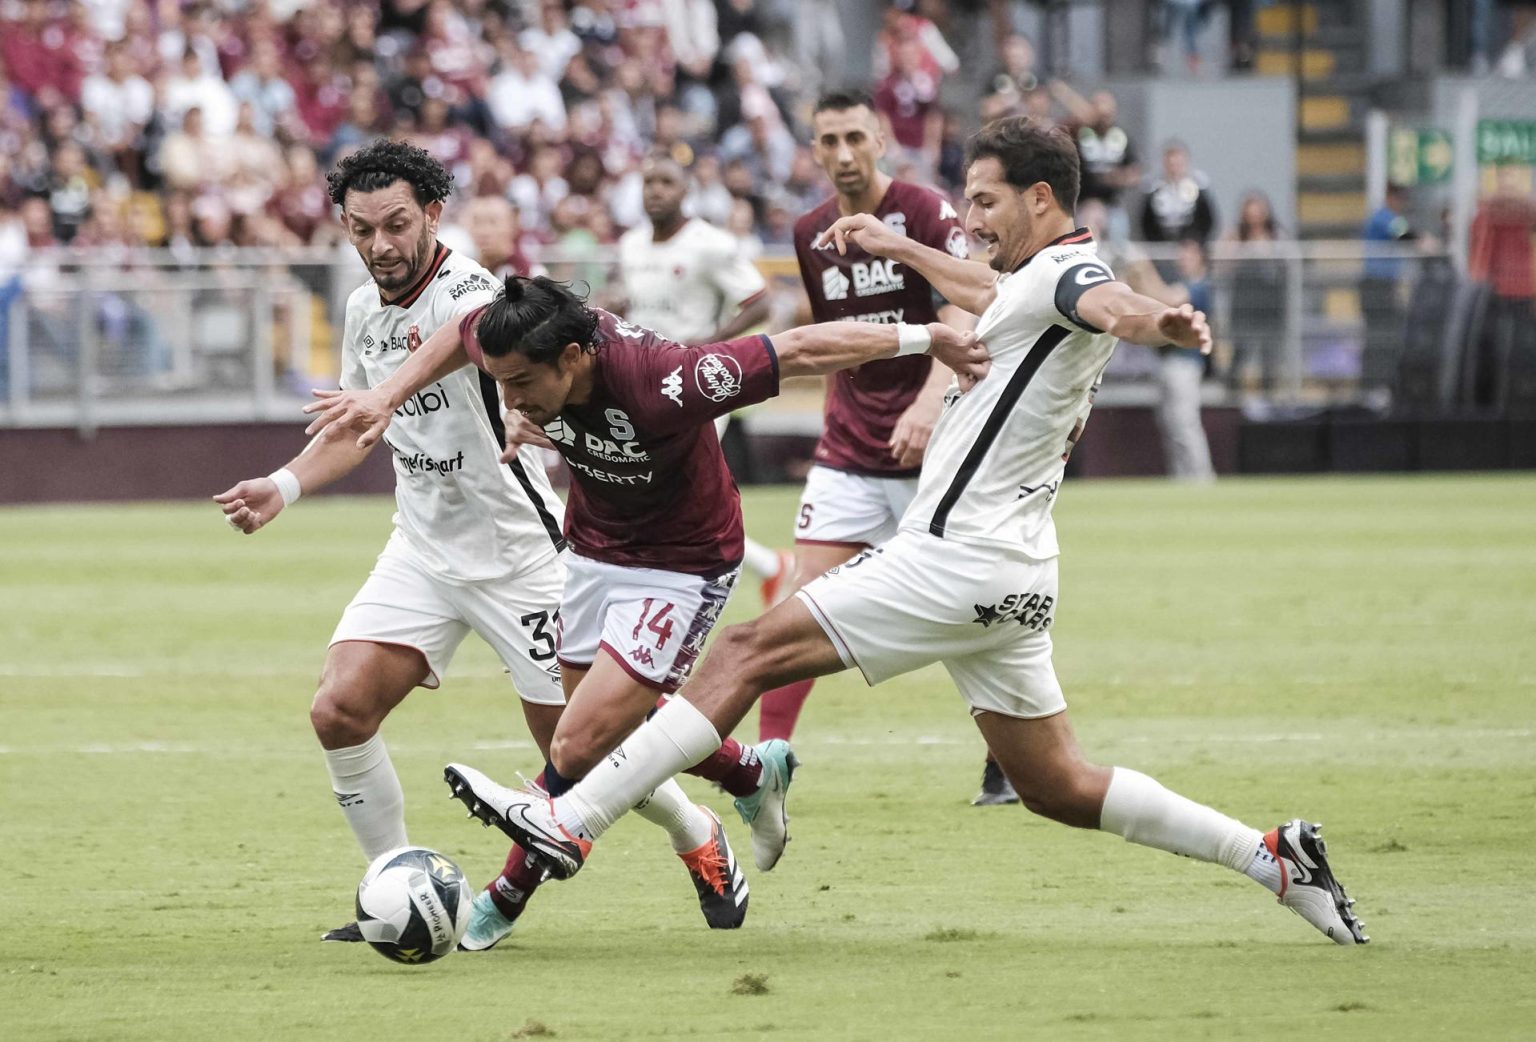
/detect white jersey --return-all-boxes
[901,230,1116,560]
[617,217,766,344]
[338,244,566,583]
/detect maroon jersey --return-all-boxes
[464,309,779,577]
[793,180,969,476]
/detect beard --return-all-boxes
[373,229,435,292]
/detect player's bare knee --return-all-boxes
[309,683,378,748]
[548,731,602,779]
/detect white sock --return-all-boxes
[560,698,722,840]
[631,778,714,852]
[1243,839,1285,894]
[1099,767,1260,873]
[323,734,407,862]
[741,538,784,580]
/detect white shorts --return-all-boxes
[557,552,738,692]
[331,533,566,705]
[795,465,918,549]
[797,529,1066,719]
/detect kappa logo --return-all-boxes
[946,226,969,259]
[695,352,743,402]
[822,265,851,301]
[661,366,684,406]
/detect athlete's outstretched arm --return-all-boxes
[1075,281,1212,353]
[302,320,470,448]
[773,320,989,387]
[815,213,999,315]
[212,423,377,534]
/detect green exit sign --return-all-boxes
[1389,127,1452,186]
[1477,120,1536,165]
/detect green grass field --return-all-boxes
[3,476,1535,1041]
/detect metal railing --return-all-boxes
[0,239,1455,434]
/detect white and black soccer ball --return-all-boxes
[355,846,473,964]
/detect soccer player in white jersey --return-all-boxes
[443,117,1370,946]
[214,141,743,948]
[616,151,791,602]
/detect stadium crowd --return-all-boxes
[0,0,1012,259]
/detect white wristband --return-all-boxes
[268,467,302,507]
[894,322,932,357]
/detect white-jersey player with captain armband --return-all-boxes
[443,117,1370,948]
[615,151,790,602]
[214,140,571,948]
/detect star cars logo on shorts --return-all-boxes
[661,366,684,407]
[822,266,850,301]
[695,353,743,402]
[973,592,1054,632]
[946,226,969,259]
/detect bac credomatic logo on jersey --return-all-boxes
[694,353,742,402]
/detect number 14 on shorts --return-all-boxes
[631,599,676,650]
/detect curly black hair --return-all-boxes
[325,139,455,208]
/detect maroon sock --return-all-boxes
[684,736,763,797]
[758,678,815,741]
[486,843,547,920]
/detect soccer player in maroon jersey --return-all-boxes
[760,90,1014,805]
[305,275,987,934]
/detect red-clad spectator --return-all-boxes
[269,145,330,243]
[874,37,942,168]
[408,94,473,180]
[1,0,86,102]
[419,0,488,101]
[292,52,350,145]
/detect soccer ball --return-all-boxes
[355,846,473,964]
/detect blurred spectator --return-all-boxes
[509,145,570,233]
[874,36,944,174]
[1360,183,1414,402]
[81,44,155,172]
[487,37,567,136]
[1157,0,1212,74]
[46,141,94,243]
[1,0,86,103]
[1467,165,1536,406]
[463,194,538,279]
[1136,238,1216,480]
[229,37,299,139]
[1142,140,1217,244]
[719,93,795,186]
[1223,190,1287,394]
[163,48,238,137]
[1052,82,1138,242]
[873,0,959,82]
[159,106,229,193]
[521,1,583,82]
[994,33,1039,95]
[690,152,735,225]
